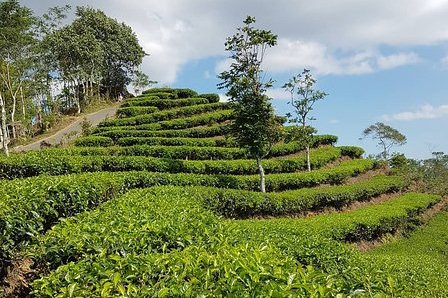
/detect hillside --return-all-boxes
[0,88,447,297]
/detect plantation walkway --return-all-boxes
[12,105,119,152]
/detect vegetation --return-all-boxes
[361,122,407,160]
[283,69,328,171]
[218,16,280,192]
[0,1,147,153]
[0,3,445,295]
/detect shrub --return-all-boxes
[121,97,210,109]
[74,136,113,147]
[94,125,228,140]
[198,93,220,102]
[116,106,159,118]
[100,102,230,127]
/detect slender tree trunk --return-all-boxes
[20,85,26,118]
[0,93,10,157]
[11,94,16,139]
[256,157,266,193]
[306,144,311,172]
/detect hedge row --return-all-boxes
[142,87,199,99]
[116,106,159,118]
[121,97,214,109]
[239,192,441,243]
[32,241,341,297]
[29,187,345,297]
[69,135,338,159]
[92,109,234,133]
[115,136,236,148]
[29,189,440,297]
[0,158,374,274]
[101,102,230,127]
[28,187,223,276]
[203,175,406,218]
[0,146,355,178]
[94,124,228,140]
[74,136,114,147]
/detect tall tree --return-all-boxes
[282,69,327,171]
[0,0,36,141]
[46,6,147,112]
[0,93,9,156]
[132,70,156,95]
[218,16,281,193]
[361,122,407,160]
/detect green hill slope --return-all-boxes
[0,87,446,297]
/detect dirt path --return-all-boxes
[12,105,118,152]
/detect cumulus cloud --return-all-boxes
[382,104,448,121]
[23,0,448,83]
[263,39,420,75]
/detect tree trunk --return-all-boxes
[256,157,266,193]
[306,145,311,172]
[11,94,16,139]
[0,93,10,157]
[20,85,26,118]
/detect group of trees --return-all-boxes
[0,1,147,155]
[219,16,409,192]
[219,16,328,192]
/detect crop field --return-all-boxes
[1,88,446,297]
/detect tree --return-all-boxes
[0,0,36,142]
[218,16,281,193]
[132,70,156,95]
[282,69,327,171]
[45,6,147,112]
[361,122,407,160]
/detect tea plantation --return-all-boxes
[1,88,447,297]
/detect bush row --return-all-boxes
[30,189,440,297]
[121,97,212,109]
[0,146,354,178]
[101,102,230,127]
[239,192,440,243]
[74,136,114,147]
[0,158,374,275]
[142,87,199,99]
[92,109,234,133]
[115,136,236,148]
[69,135,338,159]
[94,124,228,140]
[27,187,223,276]
[203,175,406,218]
[116,106,159,118]
[32,241,342,297]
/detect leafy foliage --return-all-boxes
[218,16,280,192]
[361,122,407,160]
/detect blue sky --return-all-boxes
[24,0,448,159]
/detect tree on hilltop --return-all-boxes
[218,16,281,193]
[361,122,407,160]
[282,69,327,172]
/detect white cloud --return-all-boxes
[377,52,421,70]
[22,0,448,83]
[382,104,448,121]
[264,39,419,75]
[266,88,291,100]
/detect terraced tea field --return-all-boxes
[1,88,447,297]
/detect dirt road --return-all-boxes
[13,105,118,152]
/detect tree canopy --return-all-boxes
[361,122,407,160]
[218,16,281,192]
[0,2,148,155]
[283,69,327,171]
